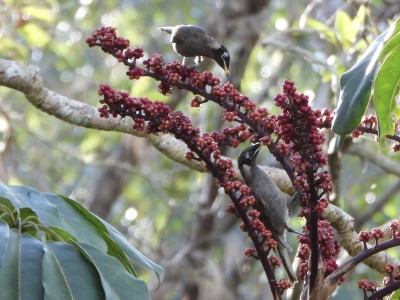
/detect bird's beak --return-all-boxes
[224,67,230,81]
[248,143,262,161]
[254,143,262,153]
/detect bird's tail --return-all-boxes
[277,243,297,283]
[157,27,173,34]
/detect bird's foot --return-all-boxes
[285,225,309,237]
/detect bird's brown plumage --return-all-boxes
[158,25,230,78]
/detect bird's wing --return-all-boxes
[249,165,290,242]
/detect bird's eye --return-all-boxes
[222,51,229,58]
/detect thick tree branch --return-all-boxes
[0,58,292,191]
[347,142,400,176]
[326,204,400,270]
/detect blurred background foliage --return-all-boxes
[1,0,400,299]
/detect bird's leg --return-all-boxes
[285,225,309,237]
[193,55,203,67]
[181,56,203,70]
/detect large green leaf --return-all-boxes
[43,193,107,252]
[0,183,161,297]
[332,18,400,137]
[74,242,151,300]
[101,218,165,282]
[20,233,45,299]
[0,220,9,267]
[373,42,400,143]
[0,229,20,300]
[0,230,42,299]
[5,185,62,226]
[0,182,25,208]
[58,196,138,276]
[42,240,104,300]
[61,195,165,281]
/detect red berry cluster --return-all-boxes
[269,255,281,268]
[86,27,130,54]
[319,220,340,273]
[297,244,310,278]
[275,80,329,180]
[358,227,386,248]
[390,219,400,238]
[143,54,165,73]
[86,27,144,65]
[97,83,250,213]
[350,115,400,151]
[383,263,400,287]
[358,278,379,293]
[277,279,293,291]
[352,115,378,138]
[271,81,339,278]
[245,248,256,257]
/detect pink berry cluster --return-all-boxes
[358,278,379,294]
[297,220,340,278]
[383,263,400,290]
[86,27,144,63]
[277,279,293,292]
[358,227,385,248]
[97,84,247,206]
[358,220,400,249]
[352,115,378,138]
[351,114,400,152]
[86,27,275,150]
[275,80,332,195]
[271,80,339,278]
[361,261,400,299]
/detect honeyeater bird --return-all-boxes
[238,143,297,282]
[158,24,230,79]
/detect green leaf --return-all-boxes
[354,5,367,30]
[0,230,44,299]
[46,226,78,242]
[305,17,338,45]
[335,10,357,47]
[42,241,104,300]
[21,5,55,23]
[0,220,10,267]
[0,229,20,300]
[60,195,164,281]
[74,242,150,300]
[379,21,400,59]
[7,185,62,226]
[58,196,138,276]
[0,196,16,212]
[100,219,165,282]
[19,23,51,48]
[20,233,45,299]
[19,207,39,223]
[332,18,400,137]
[0,183,25,208]
[0,197,17,227]
[43,193,107,251]
[373,42,400,143]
